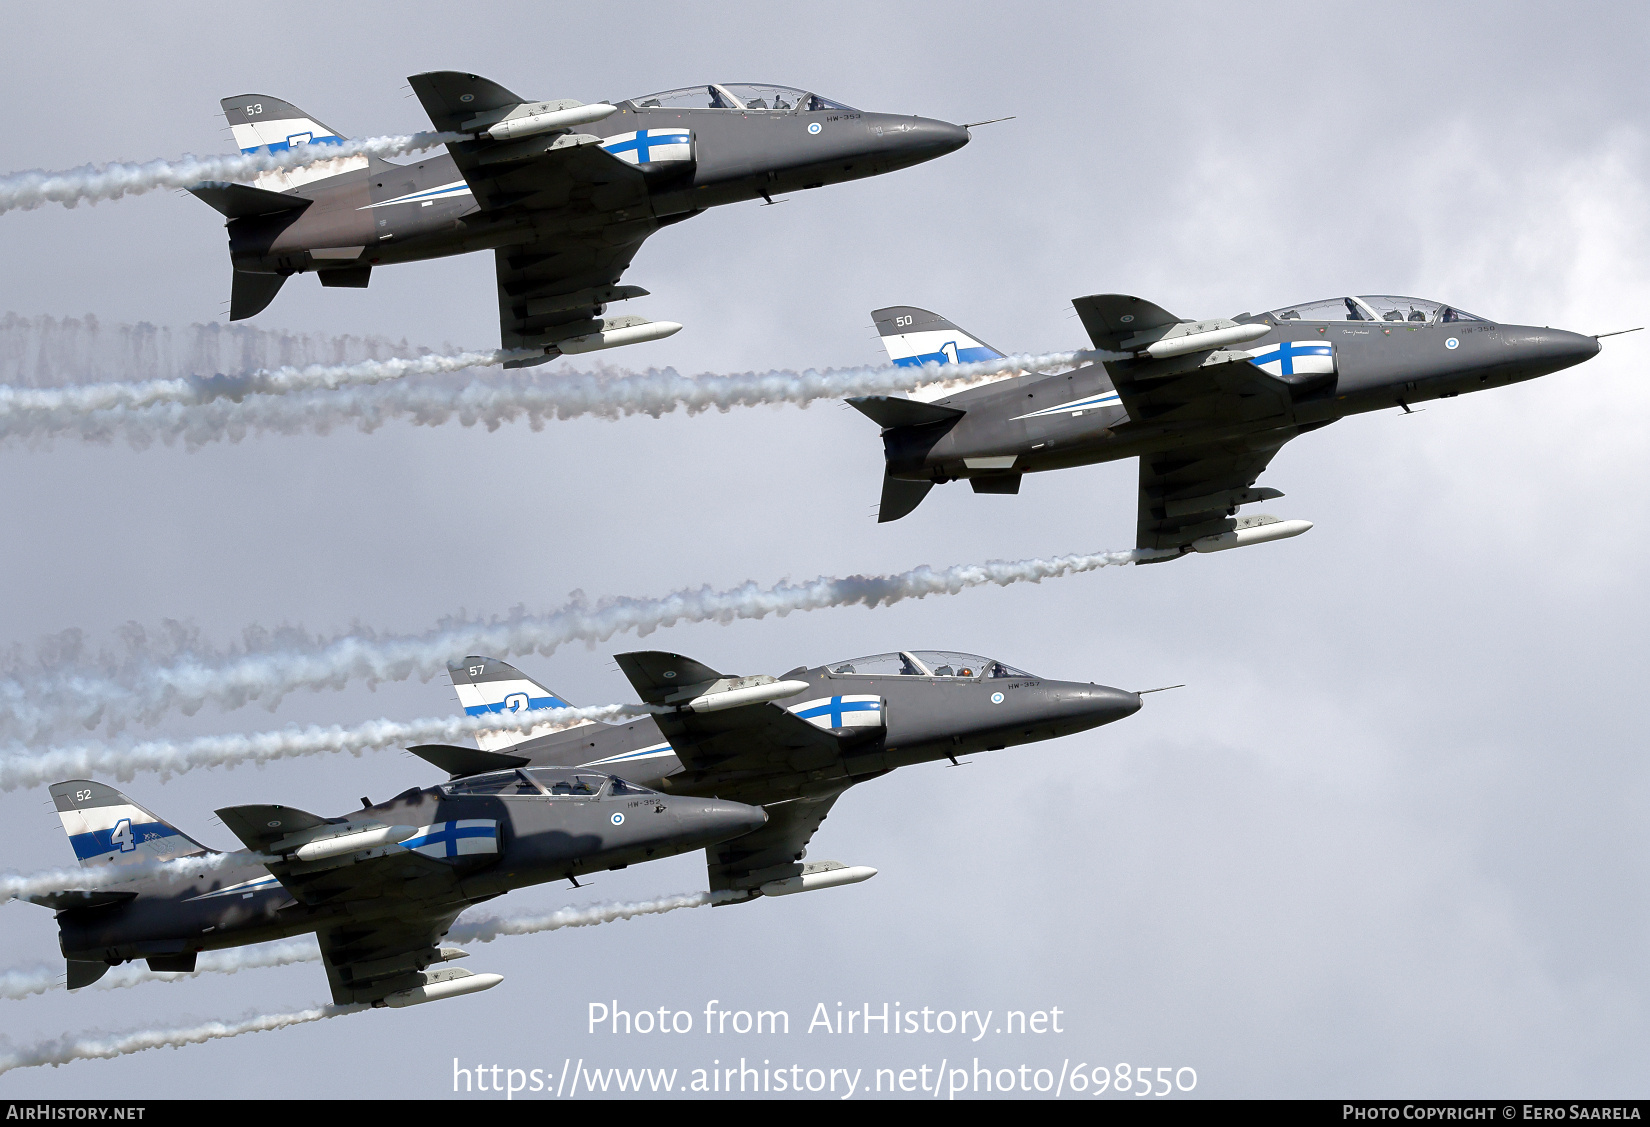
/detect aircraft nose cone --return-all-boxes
[706,799,768,838]
[879,117,970,164]
[1503,326,1601,373]
[1052,684,1142,727]
[913,118,971,156]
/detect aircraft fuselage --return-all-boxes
[54,779,759,967]
[883,317,1601,485]
[229,103,967,278]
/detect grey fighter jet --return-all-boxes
[29,772,762,1005]
[437,648,1142,901]
[852,295,1609,558]
[196,75,969,363]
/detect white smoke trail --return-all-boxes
[0,967,61,1002]
[0,349,516,438]
[0,939,323,1001]
[0,546,1153,740]
[1,849,269,903]
[0,132,467,215]
[1,891,728,1002]
[450,889,744,944]
[0,702,654,791]
[0,312,446,389]
[0,349,1101,449]
[0,1004,362,1073]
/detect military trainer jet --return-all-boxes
[851,295,1610,559]
[433,647,1142,901]
[194,75,970,363]
[31,773,762,1005]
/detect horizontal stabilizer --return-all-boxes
[879,475,934,522]
[24,890,138,912]
[408,744,531,779]
[188,182,312,219]
[847,396,965,429]
[1071,294,1183,352]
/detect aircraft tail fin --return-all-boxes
[447,656,580,751]
[48,780,209,869]
[872,306,1010,404]
[220,94,368,193]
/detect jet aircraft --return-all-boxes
[851,295,1608,559]
[195,75,970,363]
[30,773,763,1006]
[436,647,1142,900]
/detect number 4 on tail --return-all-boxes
[111,818,135,852]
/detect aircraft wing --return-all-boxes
[614,652,867,800]
[316,911,467,1007]
[409,70,661,365]
[706,787,849,894]
[1071,293,1303,556]
[1136,437,1292,556]
[492,235,653,363]
[217,803,476,1004]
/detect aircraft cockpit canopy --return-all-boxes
[1266,296,1487,324]
[443,768,657,798]
[624,84,855,113]
[826,650,1033,681]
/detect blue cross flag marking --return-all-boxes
[602,129,691,163]
[403,820,497,859]
[1247,340,1333,376]
[795,696,881,727]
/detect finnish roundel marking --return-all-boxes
[991,691,1004,705]
[611,812,625,826]
[808,122,822,135]
[1445,337,1459,349]
[662,670,677,679]
[460,94,474,103]
[266,820,281,828]
[1120,314,1134,323]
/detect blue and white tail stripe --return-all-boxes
[788,695,884,730]
[403,820,498,859]
[231,114,367,192]
[454,672,578,752]
[1247,340,1335,378]
[232,117,345,156]
[601,129,692,165]
[54,794,204,868]
[1012,389,1123,421]
[360,181,473,210]
[457,678,572,718]
[882,330,1004,370]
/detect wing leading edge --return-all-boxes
[1071,293,1312,559]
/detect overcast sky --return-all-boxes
[0,0,1647,1100]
